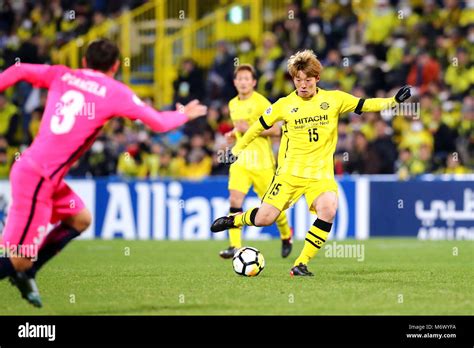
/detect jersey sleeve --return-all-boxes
[117,87,189,133]
[257,95,272,116]
[336,90,397,115]
[232,99,284,156]
[0,63,63,90]
[259,99,284,127]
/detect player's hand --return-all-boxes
[394,85,411,103]
[234,120,249,132]
[177,100,208,120]
[223,147,238,164]
[225,130,236,145]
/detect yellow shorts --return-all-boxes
[228,165,276,198]
[261,172,338,214]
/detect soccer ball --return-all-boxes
[232,247,265,277]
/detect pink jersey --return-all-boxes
[0,63,188,181]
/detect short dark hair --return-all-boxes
[234,64,257,80]
[85,39,120,72]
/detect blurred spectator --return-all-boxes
[320,49,343,90]
[301,7,327,56]
[28,107,43,143]
[117,142,157,178]
[173,58,205,105]
[441,152,471,174]
[457,96,474,168]
[236,37,256,66]
[396,147,415,180]
[426,103,458,167]
[444,48,474,99]
[346,131,379,174]
[399,118,434,157]
[364,0,397,60]
[206,40,236,103]
[406,50,441,94]
[256,32,284,96]
[0,0,472,180]
[0,136,10,179]
[0,93,19,145]
[370,119,398,174]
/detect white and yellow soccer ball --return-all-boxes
[232,247,265,277]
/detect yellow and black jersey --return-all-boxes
[228,91,275,170]
[234,88,397,179]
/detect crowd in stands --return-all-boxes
[0,0,472,180]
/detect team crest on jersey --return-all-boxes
[320,102,329,110]
[265,106,272,115]
[290,107,299,113]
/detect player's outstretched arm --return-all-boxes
[360,85,412,113]
[120,92,207,133]
[0,63,60,91]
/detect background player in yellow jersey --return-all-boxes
[212,50,411,275]
[219,64,293,259]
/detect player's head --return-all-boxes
[287,50,322,98]
[82,39,120,76]
[233,64,257,96]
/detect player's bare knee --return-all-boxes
[316,203,337,222]
[77,210,92,232]
[66,209,92,233]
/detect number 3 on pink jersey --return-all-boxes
[50,90,85,134]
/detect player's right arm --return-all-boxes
[0,63,62,90]
[117,87,207,133]
[232,101,283,157]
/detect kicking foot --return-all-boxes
[211,215,237,233]
[290,263,314,277]
[9,272,43,308]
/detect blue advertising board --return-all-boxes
[0,175,472,240]
[91,177,358,240]
[370,180,474,239]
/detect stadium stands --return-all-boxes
[0,0,472,180]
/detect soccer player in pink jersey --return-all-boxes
[0,39,207,307]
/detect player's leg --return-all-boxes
[211,173,300,232]
[220,165,252,258]
[211,201,282,232]
[26,181,90,278]
[220,189,246,258]
[291,180,338,276]
[253,169,293,257]
[0,163,54,307]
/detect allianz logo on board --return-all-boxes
[98,181,351,240]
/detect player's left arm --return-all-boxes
[339,85,411,114]
[117,87,207,133]
[0,63,62,90]
[232,101,283,156]
[260,123,281,137]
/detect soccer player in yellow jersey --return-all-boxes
[219,64,293,259]
[211,50,411,276]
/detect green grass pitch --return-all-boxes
[0,239,472,315]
